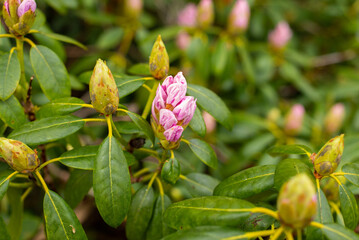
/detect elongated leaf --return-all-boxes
[267,144,312,157]
[96,27,123,50]
[36,97,85,119]
[240,208,276,231]
[338,182,359,229]
[181,173,219,197]
[274,159,314,190]
[64,169,93,208]
[9,115,84,146]
[321,223,359,240]
[0,172,13,200]
[30,45,70,100]
[43,190,87,240]
[93,136,131,227]
[189,108,206,137]
[162,226,245,240]
[187,84,233,130]
[7,188,23,240]
[0,216,10,240]
[114,75,147,98]
[164,196,255,230]
[0,95,27,129]
[32,31,87,49]
[0,50,20,100]
[125,110,155,146]
[127,63,151,76]
[187,139,217,169]
[126,186,156,240]
[60,145,98,170]
[124,151,138,167]
[214,165,275,199]
[342,163,359,186]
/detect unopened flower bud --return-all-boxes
[177,3,197,27]
[227,0,250,34]
[161,156,181,185]
[89,59,119,115]
[164,125,184,143]
[268,21,292,50]
[203,111,216,134]
[313,134,344,177]
[149,35,169,80]
[0,138,39,173]
[321,176,346,203]
[17,0,36,17]
[324,103,345,135]
[160,109,178,130]
[173,96,197,126]
[284,104,305,136]
[277,174,317,229]
[176,31,192,50]
[197,0,214,30]
[124,0,142,18]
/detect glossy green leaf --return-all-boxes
[0,50,20,100]
[60,145,98,170]
[187,84,233,130]
[240,208,276,231]
[162,226,245,240]
[181,173,219,197]
[189,108,206,137]
[146,194,173,240]
[164,196,255,230]
[114,121,141,134]
[274,159,314,190]
[338,182,359,229]
[96,27,123,50]
[32,31,87,50]
[125,110,155,146]
[214,165,275,199]
[128,63,151,76]
[36,97,85,119]
[0,96,27,129]
[9,115,84,146]
[7,188,23,240]
[161,156,181,185]
[64,169,93,208]
[187,139,217,169]
[0,216,10,240]
[93,136,131,227]
[43,190,87,240]
[124,151,138,167]
[211,38,229,77]
[321,223,359,240]
[30,45,70,100]
[126,186,156,240]
[114,75,147,98]
[267,144,312,157]
[342,163,359,186]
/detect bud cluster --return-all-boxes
[227,0,250,35]
[151,72,196,149]
[268,21,292,50]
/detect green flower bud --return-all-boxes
[313,134,344,177]
[149,35,169,80]
[0,138,39,173]
[277,174,317,229]
[321,176,346,203]
[89,59,119,115]
[161,156,181,184]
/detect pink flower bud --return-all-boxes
[160,109,178,130]
[4,1,9,14]
[284,104,305,136]
[197,0,214,29]
[166,83,187,107]
[268,21,292,49]
[173,96,197,126]
[164,125,184,142]
[17,0,36,18]
[203,111,216,133]
[176,31,191,50]
[325,103,345,135]
[228,0,250,34]
[162,72,187,93]
[177,3,197,27]
[153,85,167,111]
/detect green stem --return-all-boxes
[16,37,28,101]
[9,182,32,188]
[141,81,159,119]
[110,118,128,146]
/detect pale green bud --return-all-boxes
[149,35,169,80]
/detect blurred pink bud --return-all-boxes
[160,109,178,130]
[325,103,345,134]
[173,96,197,126]
[176,31,192,50]
[228,0,250,34]
[197,0,214,29]
[203,111,216,133]
[178,3,197,27]
[164,125,184,142]
[268,21,292,49]
[285,104,305,136]
[17,0,36,17]
[128,0,142,12]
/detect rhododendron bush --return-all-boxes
[0,0,358,239]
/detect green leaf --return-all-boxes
[161,156,181,185]
[0,173,12,200]
[125,185,156,240]
[240,206,276,231]
[0,96,27,129]
[0,50,20,100]
[189,108,206,137]
[9,115,84,146]
[96,27,123,50]
[43,190,87,240]
[338,182,359,229]
[114,75,147,98]
[187,84,233,130]
[321,223,359,240]
[114,121,141,134]
[0,216,10,240]
[7,188,23,240]
[36,97,85,119]
[181,173,219,197]
[274,159,314,190]
[64,169,93,208]
[124,151,138,167]
[93,136,131,227]
[211,38,228,77]
[125,110,155,146]
[128,63,151,76]
[342,163,359,186]
[60,145,98,170]
[32,31,87,50]
[30,45,70,100]
[146,194,173,240]
[164,196,255,230]
[214,165,276,199]
[267,144,312,157]
[187,139,217,169]
[162,226,245,240]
